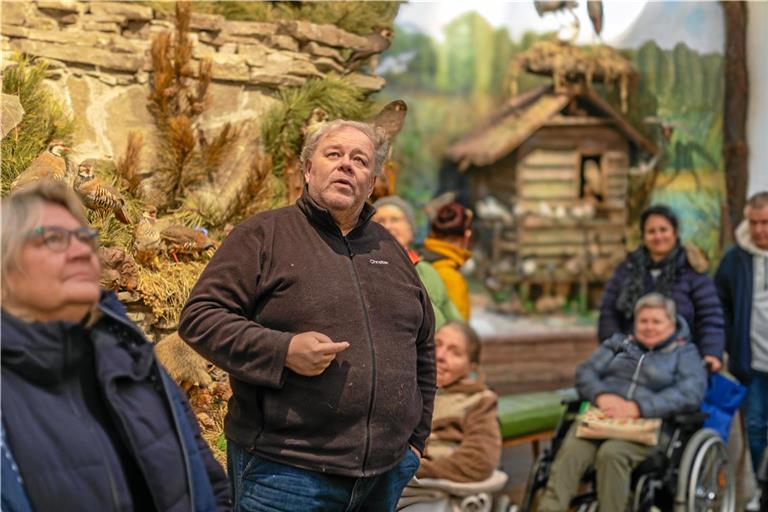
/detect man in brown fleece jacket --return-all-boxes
[179,120,436,512]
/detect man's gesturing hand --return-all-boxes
[285,331,350,376]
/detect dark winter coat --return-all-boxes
[598,248,725,359]
[179,191,436,478]
[714,245,754,383]
[0,294,230,512]
[577,319,707,418]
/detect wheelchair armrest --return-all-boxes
[669,411,708,426]
[561,398,583,413]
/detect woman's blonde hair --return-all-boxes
[1,180,88,288]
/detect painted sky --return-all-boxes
[395,1,724,54]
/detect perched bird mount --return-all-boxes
[369,99,407,200]
[10,140,74,192]
[74,160,131,224]
[345,27,394,76]
[533,0,604,42]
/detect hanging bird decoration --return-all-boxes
[587,0,604,37]
[74,161,131,224]
[10,140,74,192]
[345,27,394,75]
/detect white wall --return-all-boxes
[748,1,768,195]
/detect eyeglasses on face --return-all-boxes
[26,226,100,252]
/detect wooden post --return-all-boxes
[721,1,749,239]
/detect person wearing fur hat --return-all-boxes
[422,202,474,320]
[715,191,768,472]
[373,196,462,329]
[598,204,725,372]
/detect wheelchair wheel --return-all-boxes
[632,474,652,512]
[521,454,547,512]
[675,428,735,512]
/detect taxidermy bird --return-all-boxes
[346,27,394,75]
[11,140,74,192]
[133,205,162,267]
[371,99,407,147]
[301,107,329,139]
[533,0,580,44]
[370,99,407,175]
[476,195,514,225]
[582,160,605,203]
[160,224,216,262]
[154,331,213,391]
[587,0,603,37]
[98,246,139,291]
[74,161,131,224]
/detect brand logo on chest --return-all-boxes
[369,259,389,265]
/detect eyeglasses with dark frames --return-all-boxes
[26,226,100,252]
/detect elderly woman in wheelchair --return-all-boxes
[535,292,709,512]
[398,321,507,512]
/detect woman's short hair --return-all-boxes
[430,201,472,238]
[442,320,481,364]
[640,204,679,234]
[1,180,88,283]
[299,119,390,177]
[633,292,677,325]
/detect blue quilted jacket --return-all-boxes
[576,319,708,418]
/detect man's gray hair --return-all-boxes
[746,191,768,211]
[299,119,390,177]
[1,180,88,292]
[634,292,677,324]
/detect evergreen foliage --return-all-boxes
[1,56,74,194]
[261,75,373,178]
[145,1,400,36]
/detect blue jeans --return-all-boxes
[744,370,768,473]
[227,441,420,511]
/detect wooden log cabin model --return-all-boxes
[446,36,658,312]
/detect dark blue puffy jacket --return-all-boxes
[1,292,231,512]
[598,248,725,359]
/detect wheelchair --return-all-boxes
[521,399,735,512]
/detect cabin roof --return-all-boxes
[446,85,657,171]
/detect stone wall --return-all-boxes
[1,0,387,160]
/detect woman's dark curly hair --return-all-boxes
[640,204,679,235]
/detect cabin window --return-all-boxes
[579,155,604,203]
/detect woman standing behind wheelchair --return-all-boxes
[0,181,230,511]
[538,293,707,512]
[598,205,725,372]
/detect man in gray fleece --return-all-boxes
[716,191,768,472]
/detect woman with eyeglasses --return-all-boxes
[0,181,231,511]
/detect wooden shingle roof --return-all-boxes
[446,85,657,171]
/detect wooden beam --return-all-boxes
[722,1,749,238]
